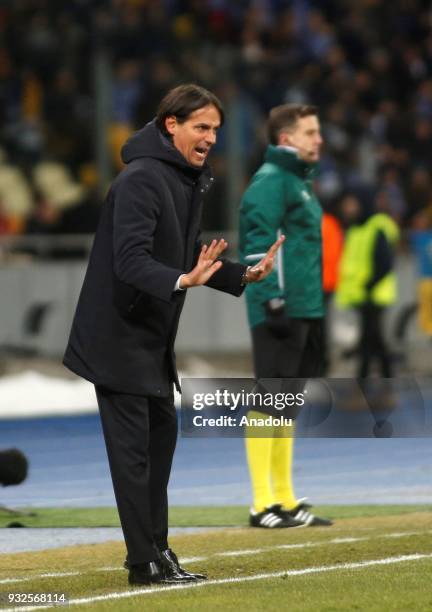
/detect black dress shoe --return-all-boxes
[128,561,161,586]
[124,550,207,582]
[160,548,207,581]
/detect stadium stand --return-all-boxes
[0,0,431,235]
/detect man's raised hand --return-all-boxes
[180,239,228,288]
[244,235,285,283]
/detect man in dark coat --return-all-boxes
[63,84,283,586]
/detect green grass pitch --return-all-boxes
[1,508,432,611]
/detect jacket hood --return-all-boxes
[265,145,318,180]
[121,119,210,179]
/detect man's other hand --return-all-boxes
[245,235,285,283]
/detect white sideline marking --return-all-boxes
[214,529,432,558]
[219,548,258,557]
[1,529,431,586]
[170,555,206,564]
[0,571,80,585]
[3,553,432,612]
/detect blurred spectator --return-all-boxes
[378,167,407,223]
[406,168,432,226]
[336,193,400,377]
[112,61,142,124]
[25,189,62,235]
[43,69,93,169]
[411,224,432,336]
[322,211,344,374]
[0,164,32,232]
[26,162,91,240]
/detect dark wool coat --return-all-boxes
[63,121,246,396]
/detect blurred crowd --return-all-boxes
[1,0,432,235]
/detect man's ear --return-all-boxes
[165,116,177,136]
[279,129,295,146]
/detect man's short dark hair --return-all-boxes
[268,104,318,145]
[0,449,28,486]
[156,84,224,134]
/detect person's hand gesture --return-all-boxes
[244,235,285,283]
[180,239,228,288]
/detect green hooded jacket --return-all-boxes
[239,145,323,328]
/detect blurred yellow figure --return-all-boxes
[336,194,400,377]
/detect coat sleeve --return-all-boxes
[239,174,286,300]
[192,237,246,297]
[112,169,184,303]
[206,258,246,296]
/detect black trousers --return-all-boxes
[252,318,324,379]
[251,319,323,418]
[95,385,178,564]
[358,303,392,377]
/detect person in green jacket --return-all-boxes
[239,103,332,529]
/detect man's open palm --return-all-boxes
[245,235,285,283]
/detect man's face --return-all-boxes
[280,115,323,163]
[165,104,221,167]
[341,195,361,226]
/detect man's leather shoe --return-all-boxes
[125,550,206,584]
[160,548,207,581]
[128,561,161,586]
